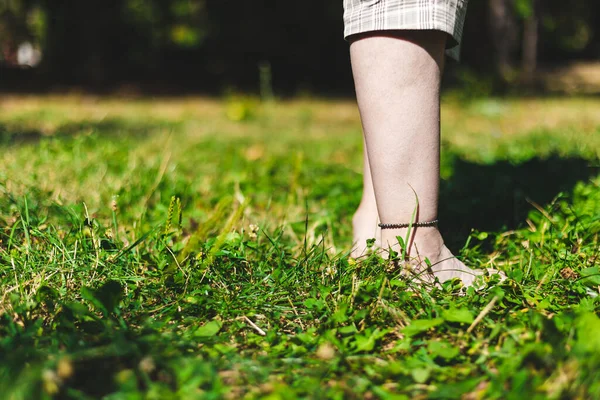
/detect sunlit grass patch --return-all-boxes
[1,95,599,399]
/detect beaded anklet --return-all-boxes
[378,219,438,229]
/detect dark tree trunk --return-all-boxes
[521,0,539,84]
[488,0,519,81]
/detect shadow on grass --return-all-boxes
[0,118,180,146]
[439,155,598,249]
[313,154,597,251]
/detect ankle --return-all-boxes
[380,227,445,258]
[353,202,378,221]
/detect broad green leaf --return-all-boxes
[331,305,349,324]
[354,328,387,352]
[195,320,223,338]
[575,313,600,353]
[411,367,430,384]
[442,308,474,324]
[427,340,460,360]
[510,269,524,283]
[338,325,358,335]
[354,334,376,352]
[372,386,410,400]
[402,318,444,337]
[296,331,317,345]
[304,298,325,311]
[476,232,489,240]
[580,267,600,286]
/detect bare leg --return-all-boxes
[351,139,381,257]
[350,31,480,285]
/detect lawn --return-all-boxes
[1,94,599,399]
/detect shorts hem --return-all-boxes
[343,0,468,61]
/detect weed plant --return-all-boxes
[0,96,599,399]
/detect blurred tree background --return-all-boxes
[1,0,599,95]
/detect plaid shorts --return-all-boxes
[343,0,469,60]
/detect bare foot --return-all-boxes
[380,227,504,287]
[350,206,504,287]
[351,205,381,258]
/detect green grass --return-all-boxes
[0,95,599,399]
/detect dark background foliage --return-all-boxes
[1,0,599,94]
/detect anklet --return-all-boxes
[378,219,438,229]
